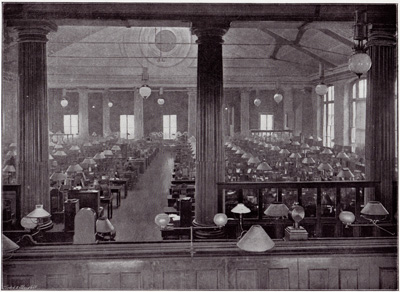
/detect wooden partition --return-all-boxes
[2,238,397,290]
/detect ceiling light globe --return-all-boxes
[139,85,152,99]
[254,98,261,107]
[157,98,165,105]
[108,102,113,108]
[274,93,283,104]
[348,52,372,78]
[315,83,328,96]
[60,98,68,108]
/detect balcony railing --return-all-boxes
[217,181,391,238]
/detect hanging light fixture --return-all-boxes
[139,67,152,99]
[315,63,329,96]
[60,88,68,107]
[254,89,261,107]
[273,82,283,104]
[108,101,113,108]
[348,10,372,78]
[157,87,165,105]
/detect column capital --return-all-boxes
[367,24,396,47]
[8,20,57,42]
[191,20,230,44]
[187,87,197,97]
[240,88,252,95]
[77,87,89,95]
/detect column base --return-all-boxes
[192,220,226,239]
[284,226,308,241]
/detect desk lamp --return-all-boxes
[337,168,354,180]
[285,205,308,240]
[50,171,67,188]
[264,202,289,218]
[231,203,251,235]
[2,234,19,254]
[3,164,16,184]
[21,205,53,239]
[339,201,394,235]
[237,225,275,252]
[96,216,116,241]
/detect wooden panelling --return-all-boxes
[88,273,114,289]
[236,269,258,290]
[308,269,329,289]
[46,274,69,289]
[162,271,186,290]
[268,268,290,290]
[4,275,32,288]
[339,269,358,290]
[379,268,397,290]
[195,270,219,290]
[120,272,142,290]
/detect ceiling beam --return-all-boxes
[259,28,336,68]
[318,28,354,47]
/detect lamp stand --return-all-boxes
[284,222,308,241]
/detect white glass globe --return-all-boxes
[157,98,165,105]
[348,52,372,78]
[60,98,68,108]
[274,93,283,104]
[315,83,328,96]
[254,98,261,107]
[139,85,152,99]
[108,102,113,108]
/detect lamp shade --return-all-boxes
[96,217,115,233]
[348,52,372,78]
[54,144,64,150]
[155,213,170,228]
[264,202,289,218]
[82,158,96,166]
[289,152,302,159]
[237,225,275,252]
[69,145,80,151]
[111,145,121,151]
[83,142,93,147]
[231,203,251,214]
[50,171,67,181]
[271,146,281,151]
[315,83,329,96]
[103,150,114,156]
[337,168,354,179]
[213,213,228,227]
[300,143,310,150]
[302,157,316,165]
[254,98,261,107]
[339,211,356,225]
[361,201,389,216]
[336,151,350,159]
[2,234,19,253]
[241,152,251,159]
[26,205,51,219]
[321,148,333,155]
[318,162,333,171]
[66,163,83,173]
[53,150,67,157]
[291,141,300,146]
[273,93,283,104]
[93,152,106,159]
[279,149,290,155]
[310,146,320,152]
[248,156,261,164]
[3,165,16,173]
[139,85,152,99]
[257,162,272,171]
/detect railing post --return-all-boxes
[316,187,322,237]
[334,187,342,237]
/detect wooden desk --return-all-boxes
[68,189,101,216]
[110,185,122,208]
[100,196,113,219]
[110,178,128,198]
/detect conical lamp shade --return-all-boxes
[264,202,289,217]
[96,217,115,233]
[257,162,272,171]
[26,205,51,219]
[231,203,251,214]
[2,234,19,253]
[237,225,275,252]
[361,201,389,216]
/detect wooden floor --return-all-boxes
[110,148,174,242]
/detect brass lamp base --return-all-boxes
[284,226,308,241]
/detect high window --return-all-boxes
[260,114,274,130]
[63,115,79,135]
[350,79,367,150]
[323,86,334,148]
[163,115,177,139]
[120,115,134,139]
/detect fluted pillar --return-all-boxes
[240,88,251,136]
[192,22,229,228]
[187,88,197,139]
[9,20,57,216]
[102,89,112,137]
[133,89,144,140]
[77,87,89,138]
[365,24,396,217]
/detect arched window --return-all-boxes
[350,79,367,153]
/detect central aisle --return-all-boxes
[111,148,174,242]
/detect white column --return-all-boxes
[240,88,250,136]
[78,87,89,138]
[133,89,144,139]
[187,88,197,139]
[102,89,111,137]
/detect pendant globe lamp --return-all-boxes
[315,63,329,96]
[348,10,372,78]
[139,67,152,99]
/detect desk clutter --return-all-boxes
[2,135,161,244]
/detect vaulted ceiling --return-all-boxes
[3,3,396,90]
